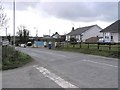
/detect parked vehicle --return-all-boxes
[98,38,115,45]
[20,44,26,48]
[2,40,9,46]
[27,42,32,46]
[98,38,111,43]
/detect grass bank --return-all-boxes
[2,46,32,70]
[54,44,119,59]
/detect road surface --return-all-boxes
[2,47,118,88]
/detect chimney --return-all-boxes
[72,27,74,31]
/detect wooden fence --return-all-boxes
[55,42,119,51]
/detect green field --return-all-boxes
[55,43,120,59]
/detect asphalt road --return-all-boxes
[2,47,118,88]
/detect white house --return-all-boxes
[100,20,119,43]
[66,25,102,42]
[51,32,61,39]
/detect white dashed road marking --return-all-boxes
[82,59,118,68]
[33,65,78,88]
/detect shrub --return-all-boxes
[2,46,32,70]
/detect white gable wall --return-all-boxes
[112,33,119,43]
[82,26,102,42]
[66,35,70,41]
[53,34,61,39]
[103,32,111,42]
[103,32,119,43]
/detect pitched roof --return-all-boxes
[100,20,119,33]
[51,32,59,37]
[67,25,99,35]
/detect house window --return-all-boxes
[71,36,75,38]
[111,36,113,40]
[66,35,70,41]
[76,35,80,40]
[105,36,109,39]
[105,33,110,36]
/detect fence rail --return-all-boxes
[55,42,119,51]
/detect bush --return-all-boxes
[2,46,32,70]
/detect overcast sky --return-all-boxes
[1,0,119,36]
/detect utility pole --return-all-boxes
[13,0,15,48]
[72,22,74,29]
[49,29,51,36]
[72,23,74,27]
[34,27,38,41]
[6,27,7,37]
[6,26,9,37]
[36,29,38,37]
[34,27,38,47]
[36,29,38,40]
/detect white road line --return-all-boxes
[33,65,78,88]
[82,59,118,68]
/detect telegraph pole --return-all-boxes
[49,29,51,36]
[6,27,7,37]
[34,27,38,40]
[6,26,9,37]
[36,29,38,40]
[13,0,15,48]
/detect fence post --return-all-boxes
[79,42,81,48]
[73,43,75,48]
[67,41,68,48]
[109,43,111,50]
[97,43,100,50]
[88,43,89,49]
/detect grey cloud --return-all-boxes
[3,2,13,10]
[39,2,118,22]
[118,2,120,20]
[15,2,38,11]
[4,2,38,11]
[4,2,118,22]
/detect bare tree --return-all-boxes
[17,25,29,44]
[0,2,9,29]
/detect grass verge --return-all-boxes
[2,46,32,70]
[54,46,119,59]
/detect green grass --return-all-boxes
[2,46,32,70]
[55,44,120,59]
